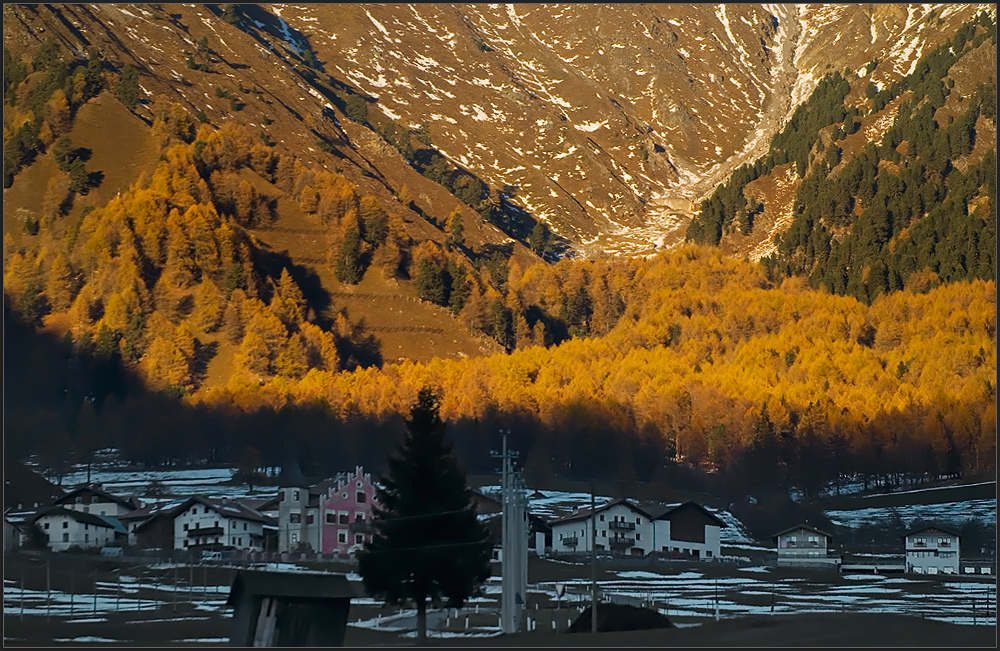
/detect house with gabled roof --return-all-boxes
[905,525,961,575]
[774,523,840,567]
[51,484,138,518]
[644,501,727,560]
[31,506,126,552]
[550,498,654,556]
[173,496,275,553]
[118,499,188,550]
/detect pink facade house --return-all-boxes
[277,463,378,556]
[317,466,377,556]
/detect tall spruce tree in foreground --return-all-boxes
[357,387,492,646]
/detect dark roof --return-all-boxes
[643,501,727,528]
[53,485,134,509]
[178,496,271,524]
[118,500,187,522]
[225,570,355,606]
[774,523,833,540]
[238,497,280,512]
[32,506,119,530]
[4,459,65,510]
[905,524,962,539]
[277,460,308,488]
[548,498,648,526]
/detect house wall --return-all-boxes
[552,518,591,554]
[60,491,132,517]
[135,517,175,550]
[906,531,960,574]
[4,520,20,553]
[595,504,652,556]
[552,504,654,556]
[38,514,114,552]
[777,529,830,558]
[653,519,722,559]
[278,487,318,553]
[308,468,377,556]
[174,505,264,551]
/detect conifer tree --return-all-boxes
[358,388,492,646]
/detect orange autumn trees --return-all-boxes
[200,244,996,490]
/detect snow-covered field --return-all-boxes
[826,499,997,529]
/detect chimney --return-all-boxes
[572,506,579,515]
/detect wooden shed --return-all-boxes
[225,570,355,647]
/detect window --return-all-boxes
[355,534,364,544]
[326,512,336,524]
[307,514,315,525]
[192,507,198,515]
[63,533,69,542]
[601,530,606,537]
[292,490,300,501]
[232,521,237,528]
[44,523,49,530]
[599,515,605,522]
[342,492,347,499]
[75,497,82,504]
[339,513,349,524]
[184,523,189,531]
[92,496,99,503]
[290,512,301,524]
[243,522,247,531]
[183,540,188,547]
[85,534,89,543]
[338,531,347,544]
[636,533,641,540]
[706,551,712,558]
[357,481,362,488]
[83,506,89,513]
[291,533,298,544]
[63,521,69,529]
[215,521,219,529]
[355,513,365,522]
[636,517,641,524]
[99,510,105,516]
[84,524,89,531]
[279,490,285,502]
[356,492,366,504]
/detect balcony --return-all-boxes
[562,536,578,547]
[188,527,224,537]
[609,521,636,531]
[349,521,373,534]
[609,535,635,550]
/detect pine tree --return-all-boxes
[335,225,363,284]
[445,207,464,250]
[116,64,140,111]
[357,388,492,646]
[415,257,446,305]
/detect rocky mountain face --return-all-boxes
[4,3,994,258]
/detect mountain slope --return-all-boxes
[5,3,993,258]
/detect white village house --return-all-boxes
[549,499,725,559]
[51,484,138,518]
[905,525,961,574]
[31,506,124,552]
[173,496,269,553]
[774,524,841,567]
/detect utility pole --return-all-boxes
[590,482,597,635]
[491,429,525,635]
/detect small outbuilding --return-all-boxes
[226,570,354,647]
